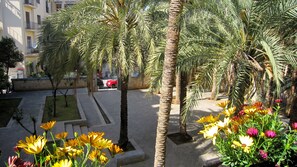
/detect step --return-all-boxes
[81,126,89,135]
[65,124,74,139]
[73,125,82,136]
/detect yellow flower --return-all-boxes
[199,124,219,144]
[217,117,230,129]
[197,114,219,123]
[89,150,109,164]
[231,135,254,153]
[55,132,68,140]
[79,132,110,148]
[257,109,269,115]
[56,146,83,158]
[243,106,257,115]
[94,138,113,149]
[217,100,230,108]
[222,107,236,117]
[17,135,47,155]
[88,131,105,138]
[65,139,79,147]
[40,121,56,131]
[52,159,72,167]
[109,144,123,155]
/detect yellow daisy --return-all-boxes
[55,132,68,140]
[196,114,219,123]
[89,150,109,164]
[217,100,230,108]
[232,135,254,153]
[109,144,123,155]
[52,159,72,167]
[40,121,56,131]
[17,135,47,155]
[222,107,236,117]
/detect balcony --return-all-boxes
[24,0,36,8]
[25,22,40,31]
[26,47,39,54]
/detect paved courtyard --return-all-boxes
[0,88,224,166]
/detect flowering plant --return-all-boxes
[198,100,297,167]
[7,121,122,167]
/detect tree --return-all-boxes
[39,18,81,117]
[41,0,153,150]
[0,37,23,75]
[154,0,184,166]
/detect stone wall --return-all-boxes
[12,77,87,91]
[128,75,149,90]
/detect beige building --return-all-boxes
[0,0,52,78]
[0,0,81,79]
[51,0,79,12]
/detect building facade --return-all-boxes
[0,0,52,78]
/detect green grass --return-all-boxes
[0,98,22,127]
[42,95,81,123]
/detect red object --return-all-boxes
[106,79,118,88]
[291,122,297,130]
[275,99,282,103]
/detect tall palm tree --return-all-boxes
[154,0,185,166]
[44,0,153,149]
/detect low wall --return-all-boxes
[128,75,149,90]
[12,77,87,91]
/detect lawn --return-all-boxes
[42,95,81,123]
[0,98,22,127]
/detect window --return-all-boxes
[46,1,49,13]
[56,4,62,11]
[25,12,30,28]
[27,36,32,50]
[36,0,40,4]
[37,15,41,25]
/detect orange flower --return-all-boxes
[55,132,68,140]
[40,121,56,131]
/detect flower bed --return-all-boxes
[7,121,122,167]
[198,100,297,167]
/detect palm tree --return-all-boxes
[179,0,297,113]
[44,0,153,149]
[154,0,185,166]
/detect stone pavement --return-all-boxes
[0,88,224,166]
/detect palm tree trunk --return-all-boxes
[118,75,129,150]
[154,0,184,166]
[290,69,297,124]
[210,67,217,100]
[179,72,187,135]
[175,71,181,104]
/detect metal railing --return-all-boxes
[25,22,40,30]
[24,0,35,7]
[27,47,39,54]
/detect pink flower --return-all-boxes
[275,99,282,103]
[238,110,245,116]
[291,122,297,130]
[265,130,276,138]
[247,127,258,137]
[259,150,268,159]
